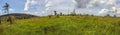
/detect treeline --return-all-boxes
[48,10,117,18]
[0,13,38,24]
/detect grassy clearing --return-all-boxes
[0,16,120,35]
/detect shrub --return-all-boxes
[60,12,63,16]
[106,14,110,17]
[113,15,116,18]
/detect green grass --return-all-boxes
[0,16,120,35]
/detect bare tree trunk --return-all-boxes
[8,15,12,24]
[3,3,13,24]
[0,18,1,24]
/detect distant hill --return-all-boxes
[0,13,39,19]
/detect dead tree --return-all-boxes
[54,11,57,15]
[54,11,60,18]
[3,3,13,24]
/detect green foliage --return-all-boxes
[114,15,116,18]
[70,12,76,16]
[106,14,110,17]
[0,16,120,35]
[60,12,63,16]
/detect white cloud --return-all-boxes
[72,0,77,4]
[22,0,120,16]
[0,10,2,15]
[24,0,31,11]
[24,0,45,12]
[9,8,14,12]
[78,0,119,16]
[0,10,1,12]
[106,0,116,5]
[31,0,37,5]
[75,0,116,8]
[45,1,54,7]
[98,8,108,14]
[45,0,76,12]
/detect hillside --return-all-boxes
[0,16,120,35]
[0,13,38,19]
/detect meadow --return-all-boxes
[0,15,120,35]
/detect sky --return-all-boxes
[0,0,120,16]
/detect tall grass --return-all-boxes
[0,16,120,35]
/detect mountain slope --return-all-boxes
[0,13,39,19]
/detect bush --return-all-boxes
[106,14,110,17]
[60,12,63,16]
[70,12,76,16]
[113,15,116,18]
[48,15,52,18]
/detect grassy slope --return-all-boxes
[0,16,120,35]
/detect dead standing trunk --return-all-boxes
[8,15,13,24]
[3,3,13,24]
[0,18,1,24]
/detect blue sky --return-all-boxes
[0,0,26,12]
[0,0,120,16]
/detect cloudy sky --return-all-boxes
[0,0,120,16]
